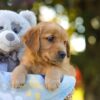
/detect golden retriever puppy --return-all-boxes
[11,22,75,92]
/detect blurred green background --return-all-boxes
[0,0,100,100]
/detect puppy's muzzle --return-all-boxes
[58,51,66,59]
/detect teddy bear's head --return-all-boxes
[0,10,37,54]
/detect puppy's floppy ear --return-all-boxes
[66,41,70,58]
[23,26,40,53]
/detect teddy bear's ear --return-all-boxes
[19,10,37,26]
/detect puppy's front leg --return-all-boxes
[45,67,63,91]
[11,65,28,88]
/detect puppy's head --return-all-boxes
[23,22,70,65]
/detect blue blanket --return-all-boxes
[0,72,76,100]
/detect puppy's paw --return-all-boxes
[45,76,60,91]
[11,73,25,88]
[11,65,27,88]
[11,72,26,88]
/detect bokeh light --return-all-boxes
[55,4,64,14]
[70,33,86,53]
[75,17,85,33]
[56,15,70,30]
[76,25,85,33]
[91,17,100,29]
[72,88,84,100]
[88,35,96,45]
[75,17,84,26]
[44,0,53,4]
[39,5,56,21]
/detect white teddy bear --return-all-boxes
[0,10,37,72]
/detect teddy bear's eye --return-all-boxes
[13,28,18,34]
[11,22,22,34]
[0,26,4,30]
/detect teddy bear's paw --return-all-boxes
[11,73,26,88]
[45,76,60,91]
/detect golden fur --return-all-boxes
[11,22,75,91]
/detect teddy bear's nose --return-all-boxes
[6,33,15,41]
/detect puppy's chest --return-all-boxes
[31,63,46,74]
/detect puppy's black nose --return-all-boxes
[58,51,66,59]
[6,33,15,41]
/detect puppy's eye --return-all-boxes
[47,36,54,42]
[0,26,4,30]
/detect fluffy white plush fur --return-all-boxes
[0,10,37,71]
[0,10,36,53]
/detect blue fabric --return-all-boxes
[0,72,76,100]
